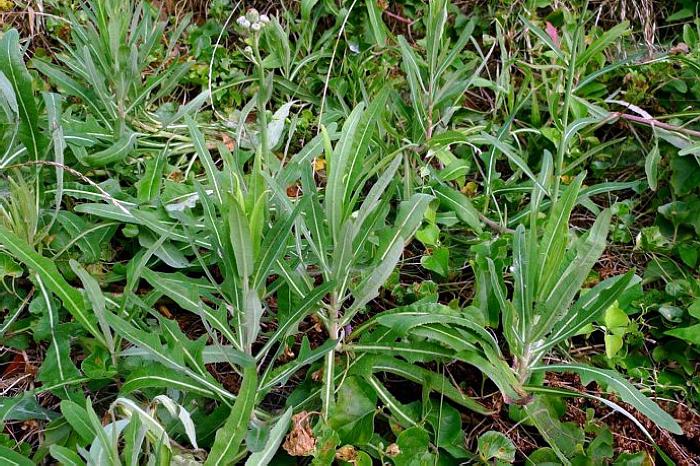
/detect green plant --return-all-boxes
[348,161,682,464]
[2,0,699,463]
[31,0,204,168]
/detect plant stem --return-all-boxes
[552,1,588,200]
[552,44,578,201]
[322,293,339,420]
[253,36,269,169]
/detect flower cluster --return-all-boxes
[236,8,270,33]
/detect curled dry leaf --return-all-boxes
[385,443,401,457]
[335,445,357,462]
[282,411,316,457]
[670,42,689,55]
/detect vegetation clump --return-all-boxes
[0,0,699,464]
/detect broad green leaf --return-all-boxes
[392,426,434,465]
[478,431,516,463]
[205,367,258,466]
[328,375,377,443]
[534,364,682,435]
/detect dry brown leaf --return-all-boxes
[282,412,316,457]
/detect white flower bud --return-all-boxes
[251,22,261,31]
[245,8,260,23]
[236,16,247,26]
[243,45,253,55]
[260,14,270,23]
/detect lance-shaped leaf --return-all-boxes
[205,367,258,466]
[122,365,219,398]
[186,114,223,205]
[244,408,293,466]
[35,277,81,400]
[253,196,308,289]
[540,271,636,355]
[378,193,433,261]
[105,312,233,401]
[256,281,334,362]
[261,337,337,391]
[50,445,86,466]
[228,200,254,280]
[0,29,47,160]
[530,209,612,342]
[0,446,34,466]
[70,260,114,356]
[536,173,584,298]
[433,184,483,234]
[0,225,103,345]
[533,364,682,435]
[356,355,491,414]
[76,130,138,167]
